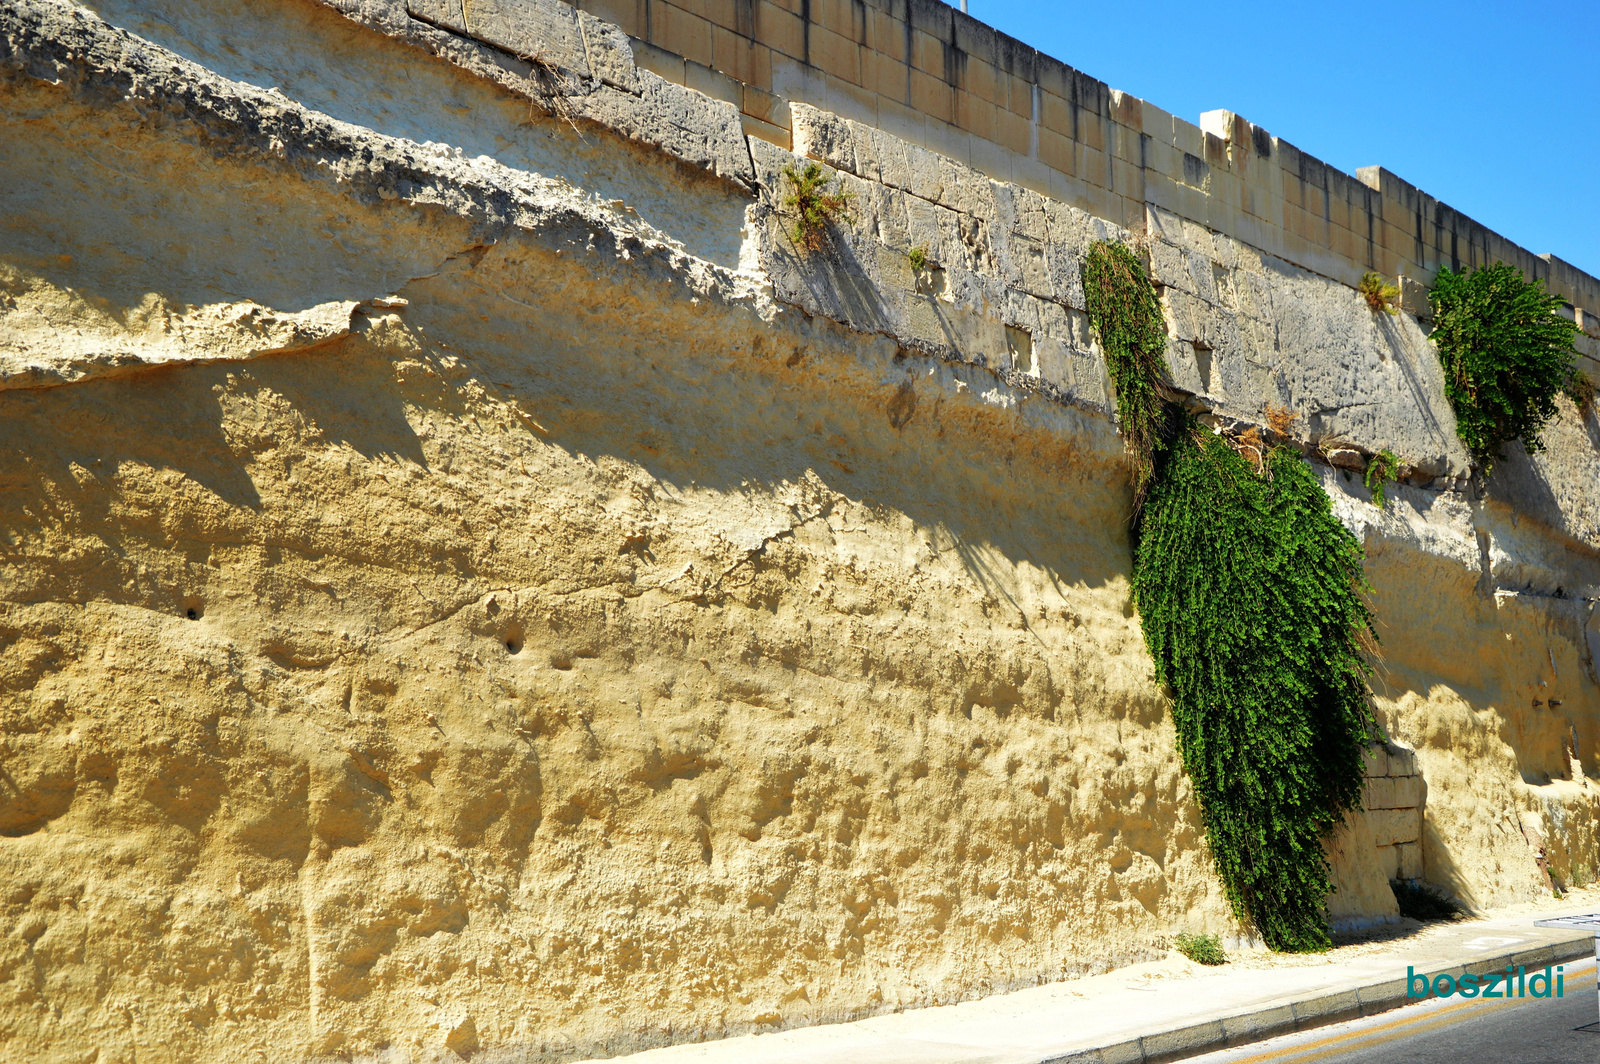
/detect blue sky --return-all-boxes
[969,1,1600,279]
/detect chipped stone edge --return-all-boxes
[316,0,754,188]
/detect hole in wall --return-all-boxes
[182,596,204,621]
[1006,326,1034,375]
[503,624,524,655]
[1193,340,1214,395]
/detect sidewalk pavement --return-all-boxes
[579,901,1600,1064]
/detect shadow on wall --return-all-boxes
[1362,526,1600,908]
[1371,311,1452,449]
[1484,443,1566,539]
[0,326,445,533]
[0,227,1135,623]
[1420,814,1476,910]
[73,0,755,269]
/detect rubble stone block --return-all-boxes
[452,0,593,76]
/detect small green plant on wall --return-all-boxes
[780,162,854,252]
[1364,449,1399,508]
[1359,271,1400,315]
[908,244,929,271]
[1430,263,1580,470]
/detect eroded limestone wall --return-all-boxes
[0,1,1597,1062]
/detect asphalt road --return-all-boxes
[1191,958,1598,1064]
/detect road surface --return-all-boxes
[1189,957,1598,1063]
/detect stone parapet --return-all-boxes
[554,0,1600,327]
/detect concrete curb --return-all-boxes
[1041,935,1595,1064]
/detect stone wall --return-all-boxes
[1362,742,1425,883]
[562,0,1600,333]
[1,0,1597,1061]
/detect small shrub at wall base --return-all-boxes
[1429,263,1581,470]
[1174,932,1227,966]
[1364,449,1399,509]
[780,162,853,252]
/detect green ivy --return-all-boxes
[1087,241,1379,952]
[1364,449,1399,509]
[1430,263,1580,469]
[1084,241,1171,503]
[1134,430,1378,951]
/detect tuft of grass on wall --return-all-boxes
[780,162,854,252]
[1430,263,1580,470]
[1359,271,1400,315]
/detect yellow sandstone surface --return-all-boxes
[0,1,1595,1061]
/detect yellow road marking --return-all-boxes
[1220,963,1596,1063]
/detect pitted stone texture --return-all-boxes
[576,8,639,92]
[3,2,1600,1062]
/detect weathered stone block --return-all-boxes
[653,1,715,66]
[1361,743,1389,779]
[576,9,640,90]
[755,0,806,60]
[1387,743,1417,777]
[686,58,742,107]
[1373,808,1422,847]
[790,102,856,170]
[418,0,592,76]
[1391,774,1425,808]
[810,24,862,85]
[1396,841,1424,880]
[1364,775,1397,810]
[909,67,955,124]
[713,25,772,89]
[577,74,756,185]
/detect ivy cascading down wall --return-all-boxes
[1084,242,1380,952]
